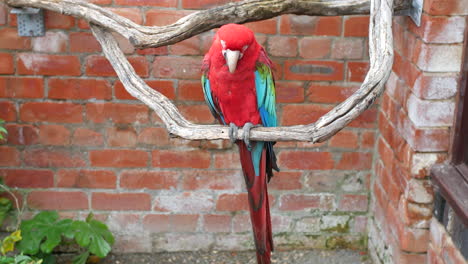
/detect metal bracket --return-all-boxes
[395,0,423,27]
[11,8,45,37]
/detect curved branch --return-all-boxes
[89,0,394,143]
[6,0,406,48]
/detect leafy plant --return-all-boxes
[17,211,114,264]
[0,254,42,264]
[0,119,7,141]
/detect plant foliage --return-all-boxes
[0,120,7,141]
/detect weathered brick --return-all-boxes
[280,15,341,36]
[245,18,277,34]
[0,146,20,166]
[331,38,364,59]
[415,43,463,72]
[153,56,203,79]
[116,0,177,7]
[216,193,249,212]
[38,124,71,146]
[413,73,458,100]
[48,78,112,100]
[23,148,86,168]
[281,104,331,126]
[407,94,455,127]
[90,150,149,168]
[145,9,191,26]
[181,170,242,190]
[0,102,16,121]
[0,53,14,74]
[72,128,104,146]
[267,36,297,57]
[106,127,137,147]
[347,61,369,82]
[298,38,332,59]
[279,151,334,170]
[57,169,116,189]
[114,80,175,100]
[268,172,302,190]
[28,191,88,210]
[336,152,373,170]
[306,83,359,104]
[329,130,359,149]
[120,170,178,189]
[344,16,369,37]
[86,103,149,124]
[154,192,214,213]
[275,81,305,103]
[204,214,231,233]
[18,54,81,76]
[284,60,344,81]
[178,80,205,101]
[107,7,142,24]
[20,102,83,123]
[69,32,101,53]
[0,77,44,98]
[152,150,211,169]
[178,104,214,124]
[137,127,170,146]
[92,193,151,211]
[338,194,368,212]
[44,10,75,29]
[279,194,334,211]
[0,28,31,50]
[32,31,68,53]
[5,124,39,145]
[85,55,149,77]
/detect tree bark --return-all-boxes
[4,0,396,143]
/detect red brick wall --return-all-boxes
[0,1,377,253]
[369,0,467,263]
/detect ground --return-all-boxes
[95,250,372,264]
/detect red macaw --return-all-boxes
[202,24,279,264]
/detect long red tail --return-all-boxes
[237,142,273,264]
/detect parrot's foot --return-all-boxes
[229,123,238,144]
[243,122,261,151]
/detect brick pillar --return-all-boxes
[369,1,467,263]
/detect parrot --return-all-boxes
[201,24,279,264]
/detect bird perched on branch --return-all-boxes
[201,24,279,264]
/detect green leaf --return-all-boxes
[71,219,114,258]
[72,251,89,264]
[1,230,22,255]
[0,198,12,227]
[17,211,72,255]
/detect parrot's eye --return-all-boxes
[222,50,227,59]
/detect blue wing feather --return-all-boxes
[255,64,277,128]
[202,74,225,124]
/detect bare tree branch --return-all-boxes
[5,0,395,143]
[6,0,405,48]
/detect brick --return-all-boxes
[347,61,369,82]
[245,18,277,34]
[298,38,332,59]
[279,151,334,170]
[204,215,231,232]
[0,77,44,98]
[398,225,430,253]
[28,191,88,210]
[20,102,83,123]
[86,103,149,124]
[361,131,375,149]
[90,150,148,168]
[213,152,241,169]
[304,171,346,192]
[232,214,251,232]
[32,31,68,53]
[407,95,455,127]
[5,124,39,145]
[0,28,31,50]
[85,55,149,77]
[181,170,242,190]
[276,81,305,103]
[145,9,191,26]
[281,104,331,126]
[0,4,6,25]
[72,128,104,146]
[331,38,365,59]
[178,104,214,124]
[152,150,210,169]
[279,194,334,211]
[413,74,458,100]
[423,0,468,15]
[280,15,341,36]
[136,47,169,55]
[182,0,232,9]
[329,130,358,149]
[416,43,463,72]
[108,8,142,24]
[137,127,170,146]
[92,193,151,211]
[338,194,368,212]
[0,146,20,166]
[267,36,297,57]
[284,60,344,81]
[409,15,465,44]
[336,152,373,170]
[120,170,178,189]
[216,193,249,212]
[48,78,112,100]
[344,16,369,37]
[405,179,434,204]
[18,54,81,76]
[45,10,75,29]
[268,172,302,190]
[23,148,86,168]
[0,53,14,74]
[38,124,71,146]
[106,127,137,147]
[142,214,170,232]
[0,102,16,121]
[114,80,175,100]
[170,36,201,55]
[178,80,205,101]
[69,32,101,53]
[306,83,359,104]
[154,192,214,213]
[57,170,116,189]
[153,56,203,79]
[116,0,177,7]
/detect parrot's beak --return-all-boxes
[225,49,240,73]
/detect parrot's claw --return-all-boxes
[229,123,238,144]
[242,122,260,151]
